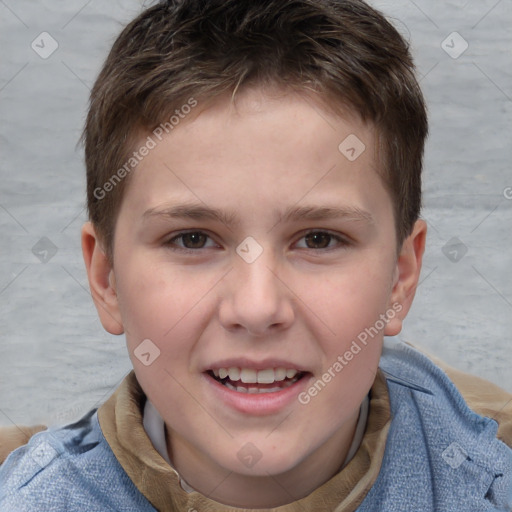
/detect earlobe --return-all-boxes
[81,222,124,335]
[384,219,427,336]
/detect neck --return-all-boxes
[166,410,360,508]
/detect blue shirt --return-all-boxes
[1,338,511,511]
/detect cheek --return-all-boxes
[114,258,216,407]
[297,259,394,340]
[292,259,393,405]
[115,255,212,351]
[296,267,387,417]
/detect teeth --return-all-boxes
[222,379,298,394]
[228,367,240,381]
[225,381,245,392]
[286,369,298,379]
[240,368,257,384]
[257,369,275,384]
[211,366,301,385]
[274,368,287,381]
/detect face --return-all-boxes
[83,87,425,504]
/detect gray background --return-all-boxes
[0,0,511,427]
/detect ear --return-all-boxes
[81,222,124,335]
[384,219,427,336]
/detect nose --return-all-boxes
[218,251,295,336]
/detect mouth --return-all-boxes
[206,367,308,394]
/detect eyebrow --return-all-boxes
[276,205,374,224]
[143,203,239,226]
[142,203,374,226]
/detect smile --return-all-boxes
[208,367,305,394]
[207,367,307,394]
[203,365,311,415]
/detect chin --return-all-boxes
[217,439,307,477]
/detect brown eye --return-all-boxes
[164,230,220,252]
[304,232,333,249]
[295,230,350,251]
[180,232,208,249]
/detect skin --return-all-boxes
[82,87,426,508]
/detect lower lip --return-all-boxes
[203,372,310,416]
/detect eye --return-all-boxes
[295,231,349,250]
[166,231,218,250]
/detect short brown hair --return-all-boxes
[84,0,428,259]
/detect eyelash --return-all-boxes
[164,230,351,252]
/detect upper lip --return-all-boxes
[204,358,308,372]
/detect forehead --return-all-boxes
[172,87,377,168]
[120,87,390,224]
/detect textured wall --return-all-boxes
[0,0,510,426]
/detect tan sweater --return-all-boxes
[1,352,511,511]
[97,370,390,512]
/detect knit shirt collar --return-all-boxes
[97,370,391,512]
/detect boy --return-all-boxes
[1,0,511,510]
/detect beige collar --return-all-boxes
[98,370,391,512]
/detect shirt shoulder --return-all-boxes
[0,424,47,465]
[0,410,155,512]
[406,341,512,448]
